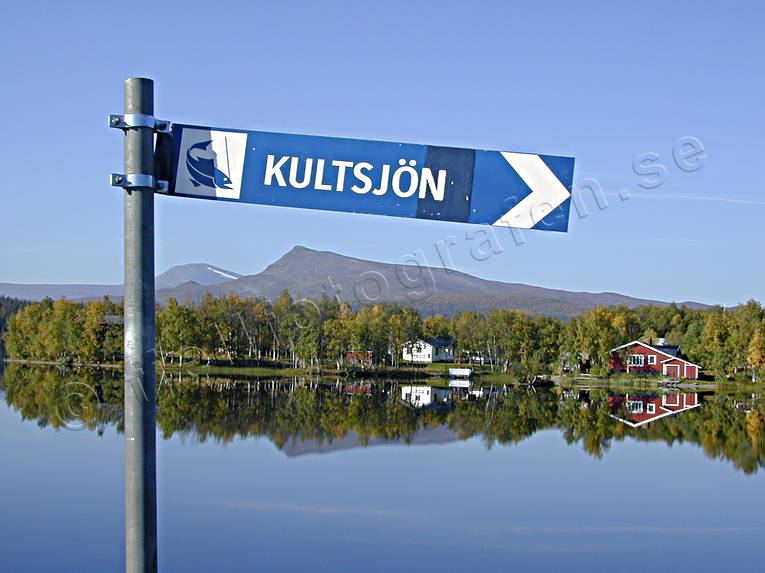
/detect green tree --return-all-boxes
[703,307,731,378]
[422,314,451,339]
[450,311,484,363]
[748,328,765,382]
[388,306,421,368]
[581,306,620,373]
[157,297,198,366]
[323,302,354,368]
[728,300,764,376]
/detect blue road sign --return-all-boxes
[154,124,575,231]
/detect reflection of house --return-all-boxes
[733,394,760,413]
[468,387,500,399]
[402,337,455,363]
[401,385,451,407]
[610,340,701,379]
[344,383,372,396]
[608,392,701,427]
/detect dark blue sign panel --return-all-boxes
[155,124,574,231]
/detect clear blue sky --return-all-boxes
[1,0,762,306]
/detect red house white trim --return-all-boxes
[608,392,701,427]
[610,340,701,379]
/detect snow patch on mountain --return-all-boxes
[207,267,239,281]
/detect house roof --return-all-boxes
[611,340,701,369]
[611,340,680,360]
[417,337,454,348]
[660,355,699,367]
[654,345,679,357]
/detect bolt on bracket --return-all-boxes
[111,173,169,193]
[108,113,171,133]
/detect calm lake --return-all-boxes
[1,365,764,573]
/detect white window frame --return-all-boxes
[647,403,656,414]
[647,355,657,365]
[626,400,644,414]
[628,354,645,367]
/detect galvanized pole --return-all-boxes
[123,77,158,573]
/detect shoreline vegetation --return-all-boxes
[3,359,761,393]
[1,291,764,384]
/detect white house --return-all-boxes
[402,337,455,363]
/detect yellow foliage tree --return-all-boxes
[747,329,765,382]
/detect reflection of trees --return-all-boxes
[692,395,763,474]
[449,388,558,448]
[3,366,765,474]
[557,390,623,459]
[1,364,123,432]
[152,378,427,449]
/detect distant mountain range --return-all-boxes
[0,263,240,302]
[0,246,708,319]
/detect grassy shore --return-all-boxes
[6,357,763,390]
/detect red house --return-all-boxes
[610,340,701,379]
[345,350,372,365]
[608,392,701,427]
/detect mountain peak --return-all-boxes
[155,263,242,289]
[283,245,330,257]
[267,245,355,271]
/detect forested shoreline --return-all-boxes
[2,292,764,382]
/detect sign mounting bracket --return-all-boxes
[110,173,169,193]
[108,113,171,133]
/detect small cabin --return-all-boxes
[610,340,701,379]
[402,337,455,363]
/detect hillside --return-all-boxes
[157,246,707,319]
[0,246,709,320]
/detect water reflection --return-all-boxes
[2,364,764,474]
[608,392,702,427]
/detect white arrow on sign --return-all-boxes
[492,152,572,229]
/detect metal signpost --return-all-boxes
[109,78,165,573]
[109,77,574,572]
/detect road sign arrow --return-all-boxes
[154,124,575,232]
[492,152,573,229]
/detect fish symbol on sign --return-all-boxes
[186,139,233,189]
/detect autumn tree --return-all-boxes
[422,314,451,339]
[748,328,765,382]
